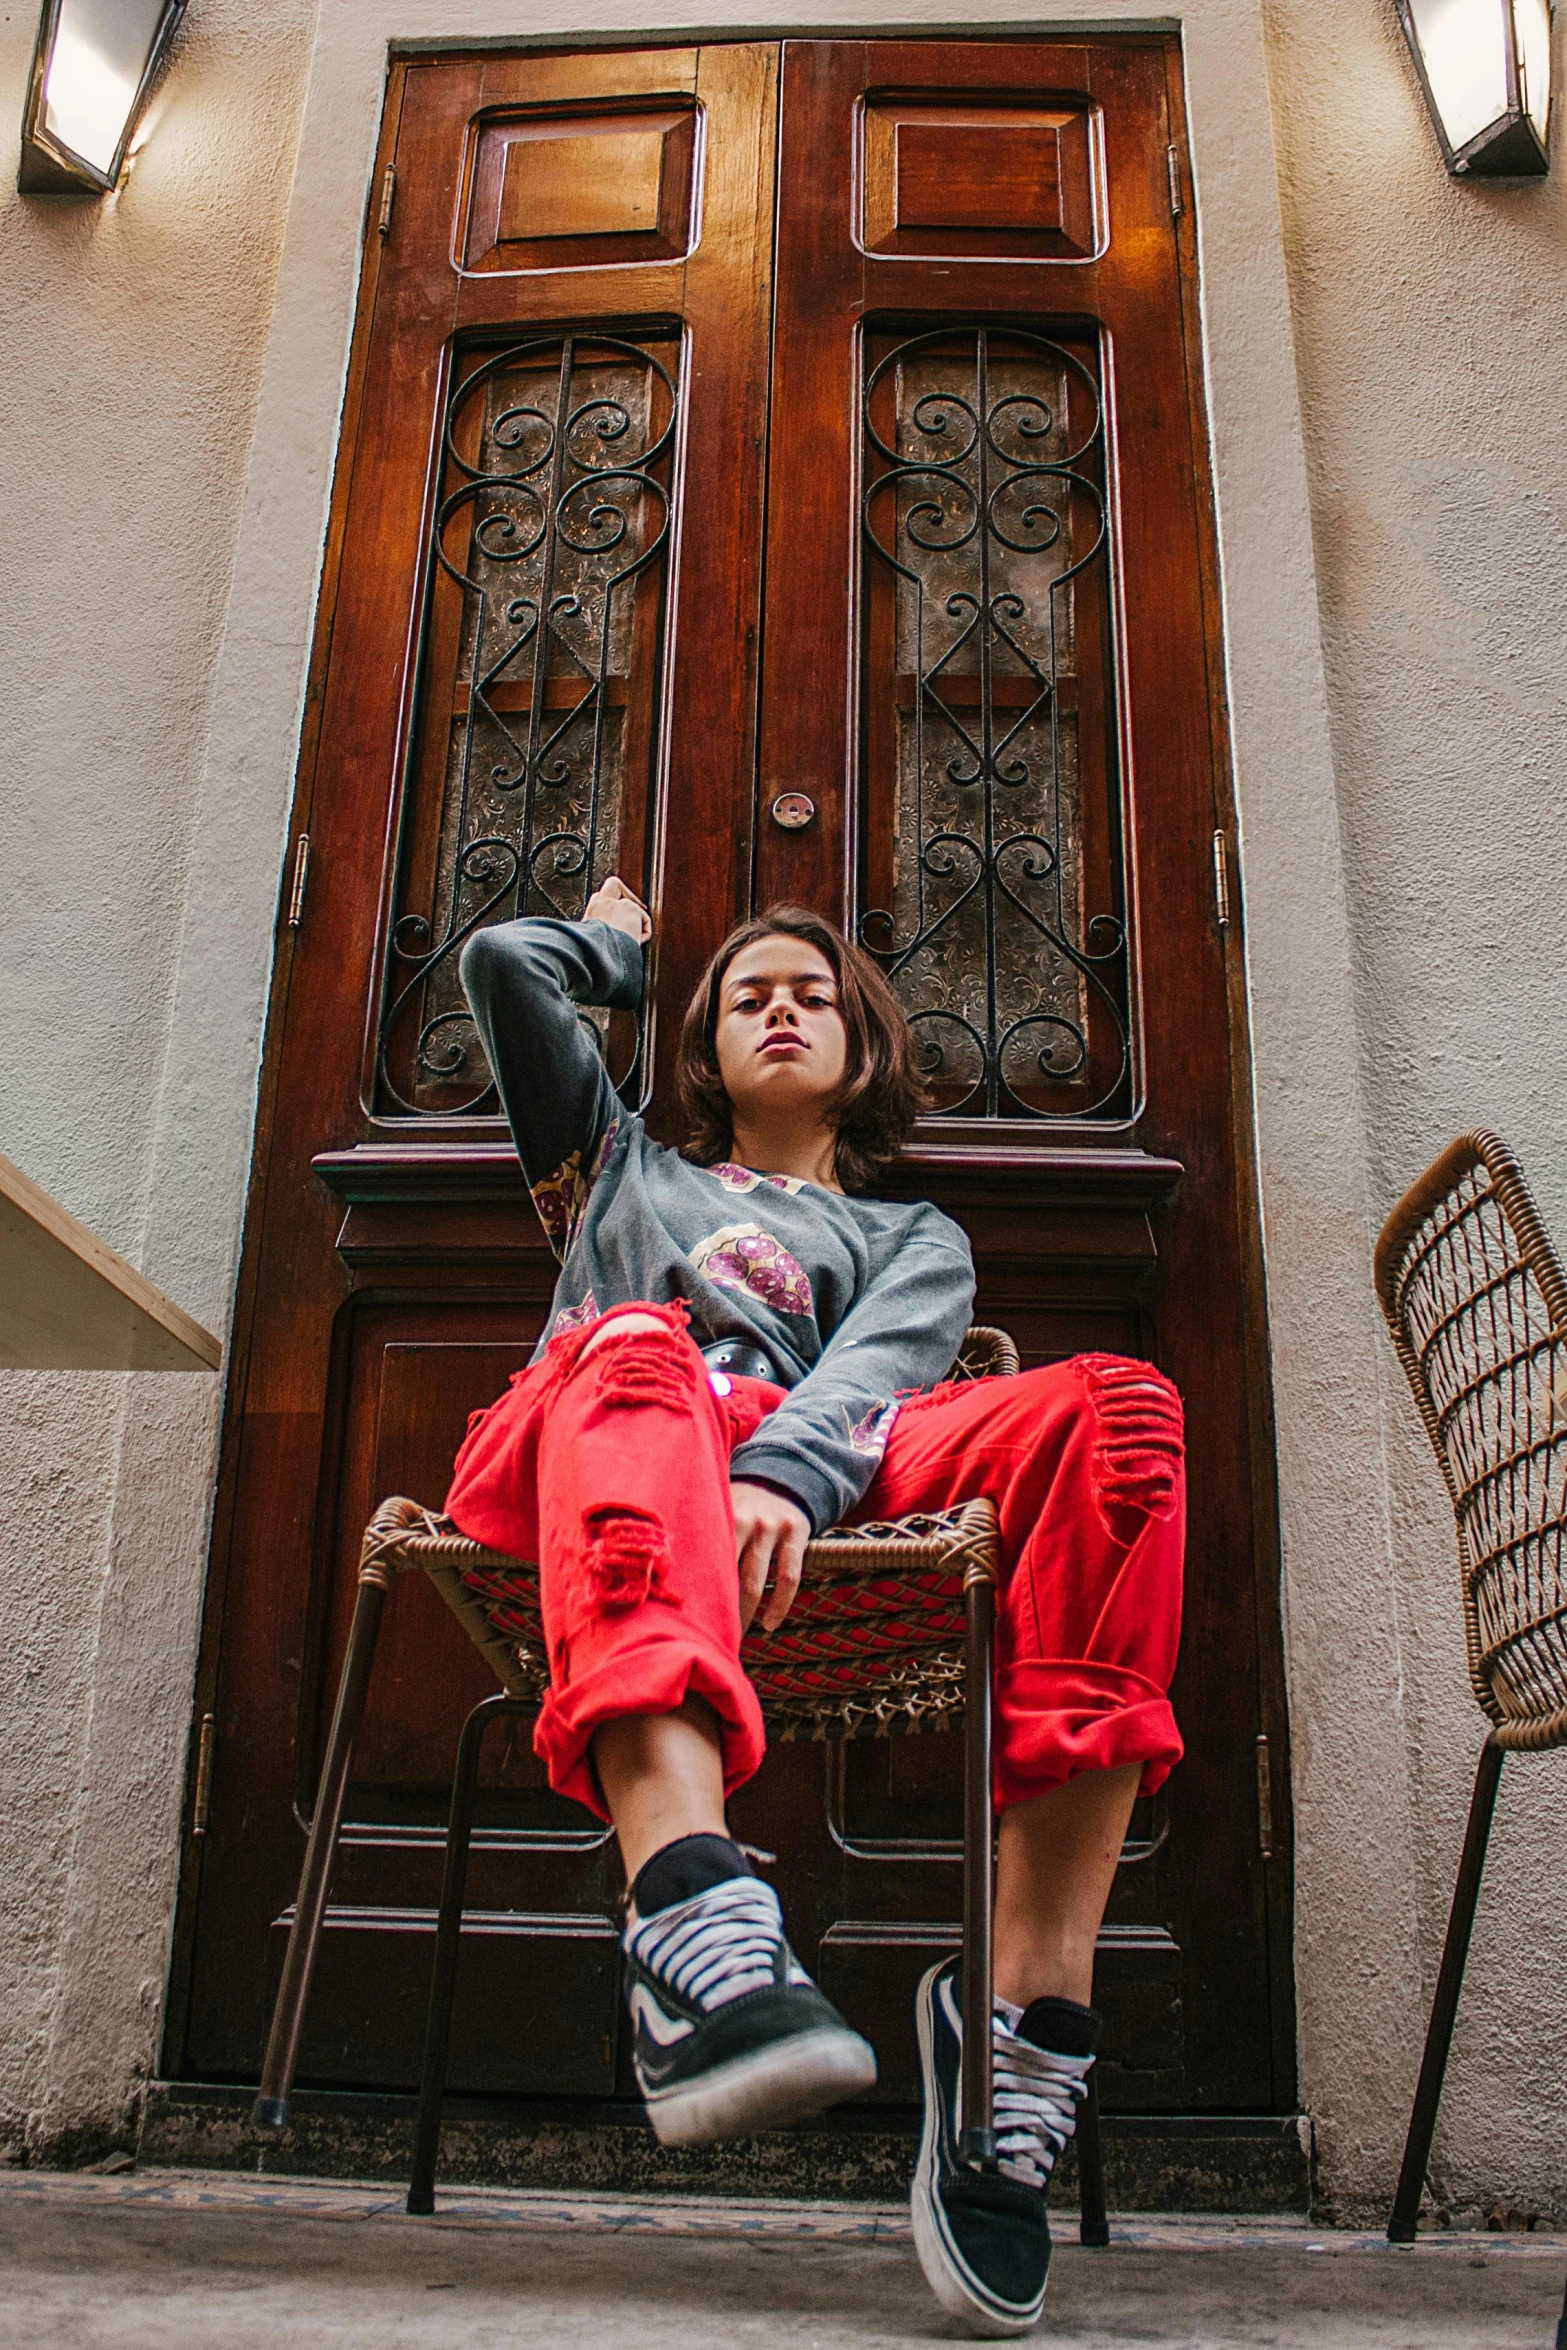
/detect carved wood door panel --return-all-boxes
[747,37,1288,2117]
[170,37,1293,2131]
[172,40,780,2106]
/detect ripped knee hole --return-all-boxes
[588,1328,697,1413]
[1081,1355,1185,1528]
[578,1504,681,1613]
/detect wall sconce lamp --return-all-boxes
[18,0,187,194]
[1396,0,1553,174]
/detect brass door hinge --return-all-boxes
[378,164,397,239]
[286,832,311,929]
[192,1713,216,1837]
[1256,1733,1274,1861]
[1168,143,1184,220]
[1213,830,1232,929]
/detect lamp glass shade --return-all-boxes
[1398,0,1553,173]
[19,0,183,193]
[1515,0,1553,140]
[1404,0,1512,151]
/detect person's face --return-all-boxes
[713,935,849,1135]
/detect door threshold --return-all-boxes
[139,2084,1311,2214]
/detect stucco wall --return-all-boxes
[0,0,315,2160]
[1264,0,1567,2222]
[0,0,1561,2222]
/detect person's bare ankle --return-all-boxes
[995,1940,1097,2010]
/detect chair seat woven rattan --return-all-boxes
[358,1321,1020,1728]
[1373,1132,1567,2246]
[253,1323,1109,2245]
[373,1493,1001,1740]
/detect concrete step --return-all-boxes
[139,2082,1312,2214]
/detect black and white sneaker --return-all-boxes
[624,1858,877,2147]
[912,1955,1098,2336]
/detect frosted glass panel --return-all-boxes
[43,0,167,173]
[1406,0,1512,150]
[858,326,1130,1122]
[377,334,675,1116]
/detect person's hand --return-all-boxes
[584,874,651,944]
[731,1479,810,1633]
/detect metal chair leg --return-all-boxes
[1387,1734,1504,2243]
[253,1564,394,2129]
[960,1561,997,2169]
[1077,2062,1110,2246]
[407,1693,530,2215]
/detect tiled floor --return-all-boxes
[1,2170,1562,2347]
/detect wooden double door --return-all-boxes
[169,35,1294,2126]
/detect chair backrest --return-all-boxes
[951,1325,1020,1382]
[1374,1130,1567,1751]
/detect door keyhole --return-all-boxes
[770,792,816,831]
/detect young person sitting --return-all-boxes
[444,878,1185,2337]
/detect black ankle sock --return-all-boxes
[631,1832,753,1918]
[1015,1995,1100,2059]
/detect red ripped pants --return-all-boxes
[445,1304,1186,1820]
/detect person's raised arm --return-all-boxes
[458,877,650,1259]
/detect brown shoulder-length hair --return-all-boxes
[676,906,925,1194]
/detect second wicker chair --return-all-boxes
[1374,1132,1567,2246]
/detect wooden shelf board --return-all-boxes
[0,1151,222,1373]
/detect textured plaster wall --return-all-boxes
[0,2,315,2159]
[0,0,1559,2222]
[1263,2,1567,2222]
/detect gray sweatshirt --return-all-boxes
[459,917,976,1532]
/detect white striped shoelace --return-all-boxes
[626,1876,799,2013]
[992,2015,1094,2192]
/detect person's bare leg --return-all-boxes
[594,1701,728,1894]
[578,1308,668,1356]
[993,1762,1141,2008]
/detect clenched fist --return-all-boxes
[584,873,651,944]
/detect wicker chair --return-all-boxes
[1374,1133,1567,2247]
[252,1324,1111,2241]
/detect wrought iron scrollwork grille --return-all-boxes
[859,325,1132,1121]
[376,333,675,1117]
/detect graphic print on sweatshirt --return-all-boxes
[551,1290,600,1335]
[845,1397,900,1461]
[532,1121,619,1262]
[688,1223,815,1320]
[707,1163,809,1197]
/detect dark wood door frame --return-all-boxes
[161,34,1295,2127]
